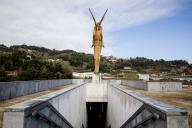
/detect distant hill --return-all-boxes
[0,44,191,76]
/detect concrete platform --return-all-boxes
[1,79,189,128]
[108,83,189,128]
[0,84,75,128]
[3,82,86,128]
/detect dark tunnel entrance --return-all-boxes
[86,102,107,128]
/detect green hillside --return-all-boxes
[0,44,191,81]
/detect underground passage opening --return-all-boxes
[86,102,107,128]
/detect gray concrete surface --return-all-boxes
[147,81,182,91]
[121,80,182,91]
[49,84,87,128]
[0,79,72,101]
[121,80,147,90]
[2,80,189,128]
[86,82,108,102]
[107,83,143,128]
[3,83,86,128]
[108,83,189,128]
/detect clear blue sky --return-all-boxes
[110,6,192,63]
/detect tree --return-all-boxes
[0,66,7,81]
[54,61,73,78]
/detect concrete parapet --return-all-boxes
[3,83,86,128]
[107,83,143,128]
[86,82,108,102]
[121,80,182,91]
[0,79,72,101]
[121,80,147,90]
[2,80,188,128]
[147,81,182,91]
[109,83,189,128]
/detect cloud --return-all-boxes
[0,0,189,56]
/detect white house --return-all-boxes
[73,72,93,79]
[138,74,149,81]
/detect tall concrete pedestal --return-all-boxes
[92,73,101,83]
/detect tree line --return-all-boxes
[0,50,72,81]
[0,44,191,82]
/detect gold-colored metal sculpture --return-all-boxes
[89,8,108,73]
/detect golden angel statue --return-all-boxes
[89,8,108,73]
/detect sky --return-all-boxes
[0,0,192,62]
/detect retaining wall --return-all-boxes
[121,80,147,90]
[147,81,182,91]
[86,82,108,102]
[0,79,72,101]
[3,83,86,128]
[107,83,189,128]
[121,80,182,91]
[107,83,143,128]
[2,80,188,128]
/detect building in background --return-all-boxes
[5,70,18,77]
[117,67,138,80]
[138,74,149,81]
[73,72,93,79]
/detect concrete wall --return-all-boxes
[73,72,93,79]
[3,83,87,128]
[49,84,86,128]
[2,80,188,128]
[72,79,92,85]
[121,80,182,91]
[107,83,189,128]
[167,115,189,128]
[107,83,143,128]
[147,81,182,91]
[0,79,72,101]
[121,80,147,90]
[86,82,108,102]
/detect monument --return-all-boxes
[89,8,108,81]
